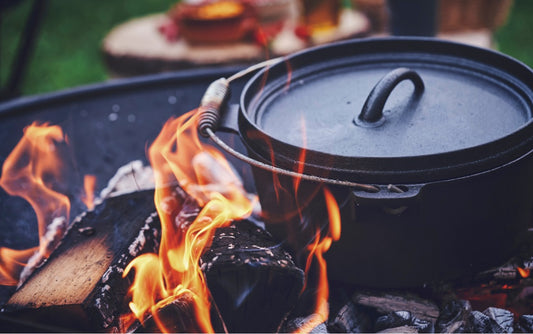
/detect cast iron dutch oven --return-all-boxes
[201,37,533,288]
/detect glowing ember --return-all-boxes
[518,267,530,278]
[123,110,255,332]
[0,122,71,286]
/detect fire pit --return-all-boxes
[0,39,532,333]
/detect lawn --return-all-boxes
[1,0,533,98]
[1,0,172,98]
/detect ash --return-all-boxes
[96,160,154,202]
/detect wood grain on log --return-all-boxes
[0,189,160,332]
[352,291,440,323]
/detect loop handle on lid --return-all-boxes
[357,67,424,125]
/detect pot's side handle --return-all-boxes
[218,103,240,134]
[352,184,423,208]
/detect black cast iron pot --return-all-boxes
[207,37,533,288]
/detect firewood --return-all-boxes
[352,290,440,323]
[0,189,161,332]
[201,219,305,333]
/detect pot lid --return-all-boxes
[247,41,532,158]
[239,38,533,182]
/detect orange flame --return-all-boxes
[82,174,96,211]
[0,247,38,286]
[293,115,307,196]
[0,122,71,285]
[123,110,255,332]
[297,187,340,333]
[518,267,530,278]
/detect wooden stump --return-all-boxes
[102,14,266,77]
[102,11,370,77]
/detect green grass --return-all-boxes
[1,0,533,97]
[494,0,533,67]
[1,0,172,97]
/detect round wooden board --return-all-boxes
[102,10,370,77]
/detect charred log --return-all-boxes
[0,189,160,332]
[201,219,305,333]
[352,290,440,324]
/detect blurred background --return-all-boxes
[1,0,532,99]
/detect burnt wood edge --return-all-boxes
[88,211,161,329]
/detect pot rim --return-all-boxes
[238,37,533,184]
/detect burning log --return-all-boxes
[132,292,205,333]
[201,219,305,333]
[0,189,160,332]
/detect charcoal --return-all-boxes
[469,310,505,333]
[282,315,328,333]
[516,315,533,332]
[328,300,373,333]
[435,299,473,333]
[201,219,305,333]
[375,311,433,333]
[483,307,514,333]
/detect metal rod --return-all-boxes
[387,184,405,193]
[1,0,47,100]
[227,57,284,83]
[206,128,379,192]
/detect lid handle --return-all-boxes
[357,67,424,125]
